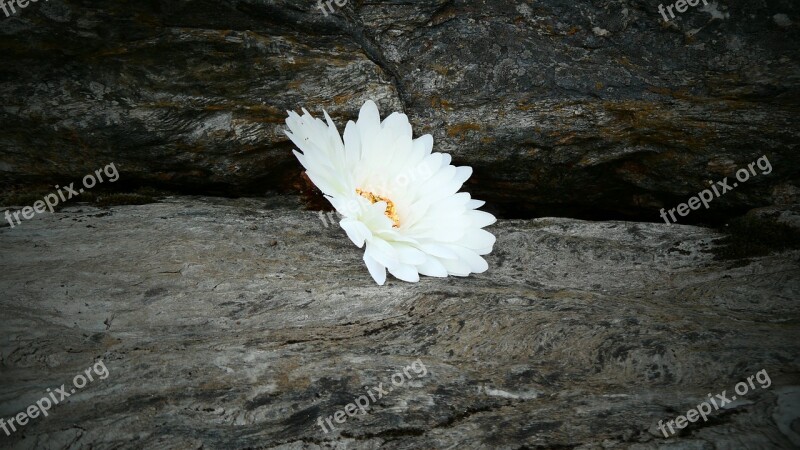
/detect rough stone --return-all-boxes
[0,196,798,448]
[1,1,798,222]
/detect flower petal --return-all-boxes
[416,256,448,277]
[363,252,386,285]
[418,243,459,260]
[440,257,471,277]
[460,228,496,251]
[387,262,420,283]
[357,100,381,146]
[448,245,489,273]
[467,199,486,209]
[340,218,371,248]
[393,243,427,266]
[343,120,362,168]
[365,238,400,268]
[466,210,497,229]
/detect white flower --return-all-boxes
[285,100,496,285]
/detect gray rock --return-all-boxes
[0,1,798,221]
[0,196,798,448]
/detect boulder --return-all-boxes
[0,197,797,448]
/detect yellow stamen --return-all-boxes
[356,188,400,228]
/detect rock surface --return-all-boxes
[1,1,799,221]
[0,196,798,448]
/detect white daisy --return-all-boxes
[285,100,496,285]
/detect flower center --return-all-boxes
[356,188,400,228]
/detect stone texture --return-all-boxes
[1,0,799,221]
[0,196,798,448]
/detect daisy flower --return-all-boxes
[285,100,496,285]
